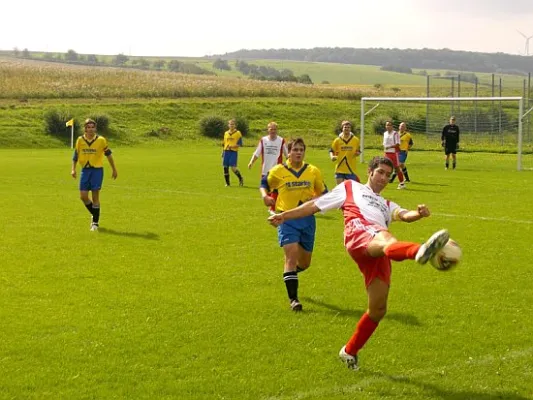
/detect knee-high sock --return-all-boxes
[84,201,94,215]
[402,167,410,181]
[92,205,100,224]
[233,169,243,181]
[383,241,420,261]
[223,167,230,185]
[345,312,379,355]
[397,169,405,183]
[283,271,298,301]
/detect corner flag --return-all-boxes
[66,118,74,127]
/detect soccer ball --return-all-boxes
[430,239,462,271]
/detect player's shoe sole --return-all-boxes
[339,346,359,370]
[415,229,449,265]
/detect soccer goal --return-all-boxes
[360,96,533,171]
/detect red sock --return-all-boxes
[384,241,420,261]
[345,312,379,355]
[398,170,405,182]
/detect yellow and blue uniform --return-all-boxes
[330,134,360,181]
[261,160,328,251]
[73,134,112,191]
[399,132,413,163]
[222,129,243,167]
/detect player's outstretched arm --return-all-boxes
[397,204,430,223]
[268,201,320,227]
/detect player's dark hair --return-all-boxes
[287,137,306,152]
[368,156,393,171]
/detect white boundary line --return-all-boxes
[106,184,533,225]
[433,212,533,225]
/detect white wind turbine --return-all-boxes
[517,30,533,56]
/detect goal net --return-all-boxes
[359,97,532,171]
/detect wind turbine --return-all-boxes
[517,30,533,56]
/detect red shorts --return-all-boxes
[345,223,391,287]
[384,152,400,168]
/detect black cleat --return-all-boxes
[290,299,303,312]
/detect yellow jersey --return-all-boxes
[399,132,413,151]
[330,134,360,174]
[73,134,111,168]
[223,130,243,151]
[264,160,327,212]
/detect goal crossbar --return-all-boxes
[359,96,526,171]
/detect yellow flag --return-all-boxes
[66,118,74,127]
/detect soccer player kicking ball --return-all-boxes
[268,156,449,370]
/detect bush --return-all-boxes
[199,116,226,138]
[199,115,249,138]
[232,116,249,136]
[44,109,79,140]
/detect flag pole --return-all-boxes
[70,125,74,149]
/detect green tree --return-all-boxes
[213,58,231,71]
[113,53,129,66]
[153,60,166,70]
[87,54,98,64]
[65,49,78,62]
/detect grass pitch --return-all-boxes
[0,145,532,399]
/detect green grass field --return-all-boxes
[1,145,532,399]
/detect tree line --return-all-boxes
[220,47,533,75]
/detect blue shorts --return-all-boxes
[335,173,360,182]
[277,216,316,252]
[79,168,104,191]
[222,150,238,167]
[399,151,408,163]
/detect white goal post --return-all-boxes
[360,96,528,171]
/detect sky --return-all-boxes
[2,0,533,57]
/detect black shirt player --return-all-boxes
[441,116,460,170]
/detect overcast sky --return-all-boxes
[2,0,533,57]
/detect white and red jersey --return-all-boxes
[253,135,289,176]
[383,130,400,153]
[314,180,405,229]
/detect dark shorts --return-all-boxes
[445,145,457,155]
[80,168,104,191]
[335,173,360,182]
[222,150,238,167]
[277,215,316,252]
[399,151,408,163]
